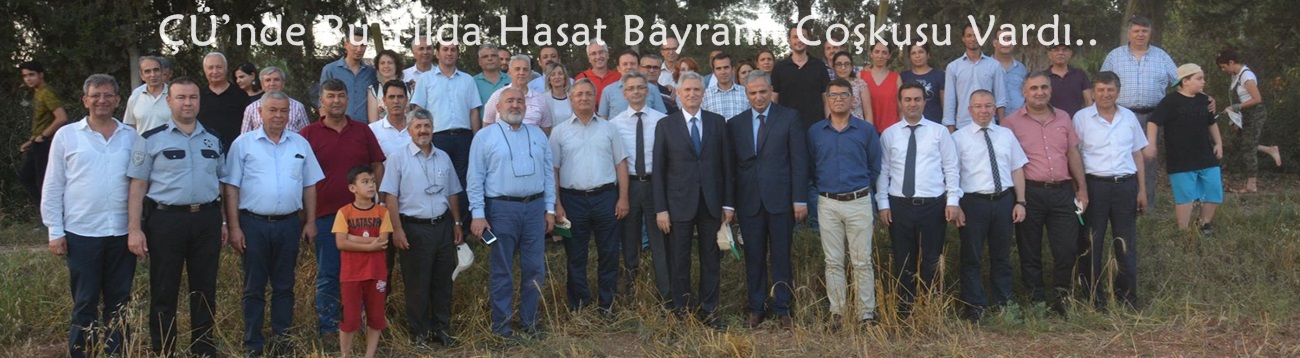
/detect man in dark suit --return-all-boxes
[727,70,807,330]
[653,71,734,330]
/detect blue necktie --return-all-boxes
[690,117,702,155]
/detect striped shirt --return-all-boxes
[1100,45,1178,109]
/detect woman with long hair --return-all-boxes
[1217,49,1282,193]
[234,62,262,101]
[861,42,900,132]
[367,49,405,123]
[545,62,574,122]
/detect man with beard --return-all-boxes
[468,87,556,340]
[380,108,465,348]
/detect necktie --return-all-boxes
[635,112,646,176]
[902,125,919,197]
[755,114,766,150]
[983,127,1003,193]
[690,117,702,155]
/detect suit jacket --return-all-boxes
[727,104,808,216]
[652,109,733,221]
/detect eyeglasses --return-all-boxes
[834,62,853,68]
[826,92,853,99]
[86,93,118,100]
[640,65,659,70]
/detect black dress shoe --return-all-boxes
[702,316,728,331]
[433,330,460,347]
[741,313,765,329]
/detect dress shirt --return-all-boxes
[597,81,668,118]
[1100,45,1179,109]
[702,83,748,120]
[221,129,326,215]
[368,118,413,158]
[410,68,482,132]
[467,122,557,218]
[609,106,666,176]
[551,114,627,190]
[123,84,171,134]
[1001,59,1028,115]
[128,119,226,206]
[943,53,1008,128]
[1073,105,1148,176]
[379,143,462,219]
[318,57,378,121]
[681,108,707,139]
[482,86,554,128]
[402,65,431,86]
[951,123,1028,194]
[42,119,136,241]
[807,116,882,194]
[1001,107,1079,182]
[875,118,962,209]
[240,98,311,134]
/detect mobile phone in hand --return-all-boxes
[482,228,498,246]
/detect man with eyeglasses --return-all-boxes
[527,46,571,93]
[639,53,679,114]
[598,49,667,118]
[658,37,681,93]
[576,42,621,104]
[380,108,464,348]
[467,87,556,340]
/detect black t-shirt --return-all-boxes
[771,55,831,129]
[199,84,251,151]
[1149,92,1217,173]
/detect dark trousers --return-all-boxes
[20,140,50,206]
[238,214,302,351]
[401,219,456,337]
[622,180,672,302]
[1134,112,1160,212]
[1016,185,1080,305]
[958,194,1015,313]
[486,198,546,336]
[65,233,135,358]
[669,198,723,316]
[888,196,947,311]
[145,207,222,357]
[433,130,472,227]
[740,205,795,317]
[1079,177,1140,308]
[561,189,621,310]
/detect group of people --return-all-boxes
[26,16,1282,358]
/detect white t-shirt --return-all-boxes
[1231,65,1257,104]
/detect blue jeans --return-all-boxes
[486,198,547,336]
[66,233,135,358]
[313,214,341,334]
[239,214,302,350]
[561,190,621,310]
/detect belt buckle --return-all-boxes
[188,204,201,213]
[911,198,925,205]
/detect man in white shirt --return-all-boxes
[877,81,962,316]
[606,74,672,303]
[403,37,435,89]
[552,78,629,314]
[1072,71,1147,310]
[42,74,138,358]
[124,56,172,134]
[951,90,1028,323]
[369,80,414,157]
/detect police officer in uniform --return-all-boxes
[127,77,227,358]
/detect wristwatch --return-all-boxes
[1016,201,1027,206]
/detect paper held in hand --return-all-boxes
[1225,108,1242,128]
[716,225,740,259]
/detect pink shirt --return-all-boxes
[1001,107,1078,182]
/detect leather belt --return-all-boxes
[400,214,445,226]
[965,189,1013,201]
[889,195,943,205]
[239,209,298,221]
[488,192,544,203]
[560,183,616,196]
[155,200,220,213]
[1129,107,1156,115]
[819,187,872,202]
[1086,174,1134,183]
[1026,179,1072,189]
[435,128,471,135]
[631,174,652,182]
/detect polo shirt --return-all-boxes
[1048,66,1091,116]
[124,84,172,134]
[473,71,510,105]
[575,68,622,104]
[299,118,386,217]
[771,56,831,128]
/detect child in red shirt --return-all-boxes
[331,165,391,358]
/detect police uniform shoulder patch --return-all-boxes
[132,151,146,166]
[141,125,167,139]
